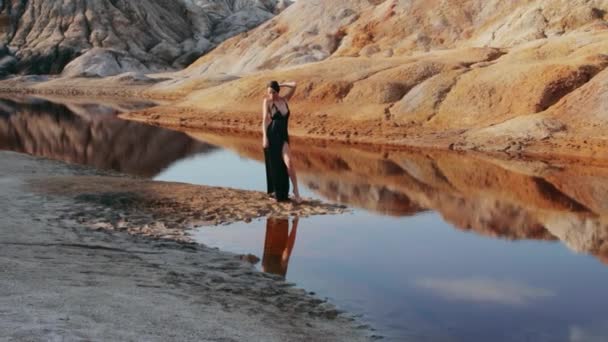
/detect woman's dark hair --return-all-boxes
[268,80,280,93]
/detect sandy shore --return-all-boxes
[0,151,368,341]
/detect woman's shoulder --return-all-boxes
[263,96,288,103]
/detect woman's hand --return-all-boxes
[279,81,297,100]
[279,81,296,88]
[263,137,269,148]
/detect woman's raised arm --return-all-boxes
[279,81,297,101]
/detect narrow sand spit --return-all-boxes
[28,175,348,243]
[0,151,369,341]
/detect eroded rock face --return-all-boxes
[0,0,289,76]
[0,43,15,76]
[2,1,608,157]
[162,0,608,158]
[187,0,608,75]
[187,0,370,76]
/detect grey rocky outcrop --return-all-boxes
[0,44,16,76]
[0,0,291,76]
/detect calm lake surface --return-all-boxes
[2,96,608,341]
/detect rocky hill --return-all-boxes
[152,0,608,158]
[1,0,608,158]
[187,0,607,75]
[0,0,289,76]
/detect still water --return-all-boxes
[158,144,608,342]
[2,96,608,341]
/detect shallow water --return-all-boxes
[3,96,608,341]
[167,149,608,342]
[155,149,320,199]
[193,214,608,341]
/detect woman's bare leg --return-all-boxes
[282,143,301,201]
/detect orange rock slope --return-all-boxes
[7,0,608,158]
[116,0,608,158]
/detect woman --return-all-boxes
[263,80,301,202]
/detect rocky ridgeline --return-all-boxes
[187,0,608,75]
[0,0,291,76]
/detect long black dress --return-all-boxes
[264,101,290,201]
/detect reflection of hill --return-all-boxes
[187,130,608,264]
[0,98,214,177]
[306,180,426,217]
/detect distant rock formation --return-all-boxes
[0,0,290,76]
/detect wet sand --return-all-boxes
[0,151,367,341]
[29,175,348,243]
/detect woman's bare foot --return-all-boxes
[292,192,302,203]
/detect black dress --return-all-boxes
[264,101,290,201]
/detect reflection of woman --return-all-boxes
[262,80,301,202]
[262,216,299,277]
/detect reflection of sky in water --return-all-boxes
[157,147,608,341]
[570,321,608,342]
[192,204,608,341]
[413,277,555,306]
[154,148,320,199]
